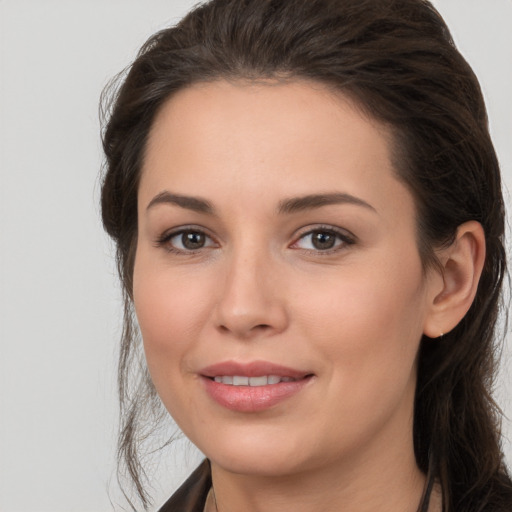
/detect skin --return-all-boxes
[132,80,483,511]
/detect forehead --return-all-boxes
[139,79,413,222]
[145,79,392,163]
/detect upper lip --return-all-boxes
[200,360,312,379]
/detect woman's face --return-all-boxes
[134,80,438,477]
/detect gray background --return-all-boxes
[0,1,511,511]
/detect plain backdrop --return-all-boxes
[0,1,511,511]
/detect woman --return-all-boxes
[100,0,512,510]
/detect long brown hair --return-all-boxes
[100,0,512,509]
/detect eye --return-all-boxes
[156,228,217,253]
[292,227,355,252]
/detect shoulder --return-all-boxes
[158,459,212,512]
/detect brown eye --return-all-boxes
[311,231,336,250]
[181,231,206,250]
[158,229,217,253]
[292,227,355,253]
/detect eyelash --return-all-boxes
[154,227,218,254]
[154,225,356,255]
[291,225,356,254]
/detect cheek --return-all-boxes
[132,257,212,376]
[301,258,424,333]
[132,261,218,429]
[295,253,427,400]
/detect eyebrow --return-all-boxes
[278,193,377,214]
[146,191,376,215]
[146,191,214,214]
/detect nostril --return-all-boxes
[217,322,273,337]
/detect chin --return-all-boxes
[196,427,312,477]
[209,451,306,478]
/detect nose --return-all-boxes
[213,250,289,339]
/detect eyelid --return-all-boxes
[154,225,219,253]
[153,224,355,254]
[290,224,356,253]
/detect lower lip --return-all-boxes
[202,376,313,412]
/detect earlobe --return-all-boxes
[423,221,486,338]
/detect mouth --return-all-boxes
[200,361,314,412]
[211,375,301,386]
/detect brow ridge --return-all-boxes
[146,191,214,214]
[146,191,375,216]
[278,193,376,214]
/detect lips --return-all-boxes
[200,361,314,412]
[201,360,310,379]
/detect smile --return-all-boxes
[200,361,314,412]
[212,375,297,386]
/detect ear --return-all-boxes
[423,221,486,338]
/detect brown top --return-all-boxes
[158,459,212,512]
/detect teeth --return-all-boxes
[249,376,267,387]
[213,375,297,386]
